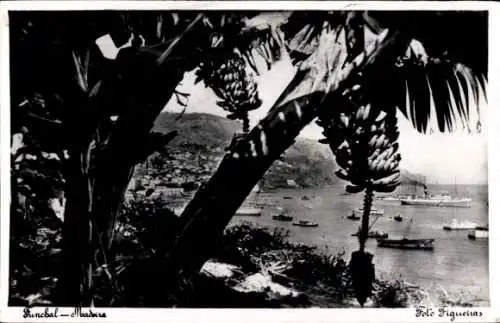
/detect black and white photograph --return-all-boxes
[0,1,497,322]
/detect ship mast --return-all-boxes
[423,176,428,198]
[368,213,383,231]
[357,213,383,234]
[403,219,413,239]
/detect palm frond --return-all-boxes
[413,63,485,133]
[357,11,488,134]
[367,54,486,134]
[283,12,349,64]
[229,11,350,73]
[71,51,89,93]
[157,13,205,65]
[272,25,348,110]
[272,21,399,114]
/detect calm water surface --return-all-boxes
[228,184,489,306]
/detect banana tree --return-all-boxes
[161,10,487,302]
[318,11,487,306]
[314,12,403,306]
[10,12,195,305]
[319,102,402,306]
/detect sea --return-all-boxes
[228,184,489,307]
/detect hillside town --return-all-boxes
[126,150,221,200]
[125,145,307,204]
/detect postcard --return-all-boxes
[0,1,498,322]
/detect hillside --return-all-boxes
[151,112,427,190]
[154,112,240,153]
[152,112,338,189]
[263,137,338,189]
[400,170,426,186]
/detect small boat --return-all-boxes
[377,219,434,250]
[272,214,293,221]
[301,195,311,201]
[394,214,403,222]
[235,207,262,217]
[283,196,293,200]
[272,208,293,221]
[354,207,384,216]
[351,230,388,239]
[347,212,361,220]
[468,226,488,240]
[443,219,477,231]
[293,220,318,227]
[377,238,435,250]
[236,187,262,216]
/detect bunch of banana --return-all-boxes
[197,53,262,133]
[364,108,401,193]
[319,101,402,195]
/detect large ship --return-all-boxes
[375,194,409,202]
[400,184,472,208]
[377,238,435,250]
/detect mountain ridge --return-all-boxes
[153,112,426,189]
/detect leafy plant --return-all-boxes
[10,128,65,306]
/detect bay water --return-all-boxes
[229,184,489,306]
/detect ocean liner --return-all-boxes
[400,185,472,208]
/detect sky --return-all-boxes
[163,52,488,185]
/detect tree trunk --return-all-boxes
[91,56,185,252]
[359,188,374,253]
[57,42,187,306]
[157,30,411,300]
[58,149,94,306]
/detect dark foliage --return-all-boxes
[215,223,350,300]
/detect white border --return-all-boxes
[0,1,496,11]
[0,3,12,316]
[1,1,499,323]
[487,0,500,315]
